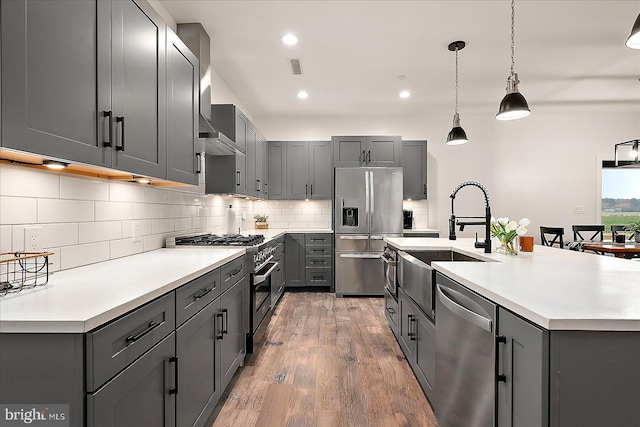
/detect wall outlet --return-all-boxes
[25,227,43,251]
[132,222,142,243]
[574,206,586,214]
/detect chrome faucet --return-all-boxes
[448,181,492,253]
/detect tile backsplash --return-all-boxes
[0,164,331,272]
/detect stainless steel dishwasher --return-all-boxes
[435,273,496,427]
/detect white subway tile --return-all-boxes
[0,226,11,252]
[314,214,331,222]
[110,238,143,259]
[60,242,110,270]
[295,214,316,222]
[109,182,143,202]
[289,221,310,228]
[143,234,166,251]
[38,199,94,223]
[41,223,79,247]
[0,197,38,224]
[60,176,109,201]
[191,217,205,229]
[175,218,192,231]
[79,221,122,244]
[269,221,289,229]
[309,221,331,228]
[43,249,61,273]
[151,219,174,234]
[95,201,133,221]
[12,225,25,251]
[198,207,211,217]
[0,165,60,198]
[132,203,174,219]
[181,205,197,217]
[143,187,169,204]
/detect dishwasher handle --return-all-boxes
[436,284,492,332]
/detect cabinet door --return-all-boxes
[256,135,266,197]
[332,136,367,167]
[88,333,176,427]
[367,136,401,167]
[261,137,269,198]
[246,126,257,197]
[414,306,436,399]
[397,289,415,361]
[268,142,287,200]
[285,234,305,287]
[235,113,247,194]
[1,0,109,167]
[309,141,332,200]
[176,302,219,427]
[166,29,199,185]
[219,279,245,393]
[497,308,549,427]
[401,140,428,200]
[111,0,167,178]
[286,141,309,200]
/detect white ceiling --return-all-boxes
[158,0,640,119]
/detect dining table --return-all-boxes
[581,241,640,259]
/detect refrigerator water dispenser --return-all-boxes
[341,198,359,227]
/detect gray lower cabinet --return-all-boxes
[497,308,549,427]
[166,29,199,185]
[384,288,399,336]
[219,279,245,393]
[88,333,176,427]
[285,233,305,287]
[1,0,179,180]
[401,140,428,200]
[332,135,401,167]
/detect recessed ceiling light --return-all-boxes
[297,91,308,99]
[42,160,68,170]
[282,34,298,46]
[399,90,410,99]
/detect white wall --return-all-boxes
[253,105,640,241]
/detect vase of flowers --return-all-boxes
[254,214,269,229]
[491,217,530,255]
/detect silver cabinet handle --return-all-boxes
[236,171,240,186]
[436,285,492,332]
[339,253,381,259]
[102,111,113,147]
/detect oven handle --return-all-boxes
[254,262,279,285]
[382,254,396,266]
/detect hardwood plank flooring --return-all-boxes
[212,292,438,427]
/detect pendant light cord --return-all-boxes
[510,0,516,75]
[455,47,459,115]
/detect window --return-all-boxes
[601,168,640,236]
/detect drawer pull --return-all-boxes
[386,307,395,314]
[312,276,325,281]
[125,320,160,344]
[169,356,178,395]
[227,267,242,278]
[216,313,224,340]
[277,286,284,293]
[222,309,229,335]
[193,287,213,300]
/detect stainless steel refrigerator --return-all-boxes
[334,167,403,296]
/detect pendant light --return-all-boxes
[626,13,640,49]
[496,0,530,121]
[446,41,468,146]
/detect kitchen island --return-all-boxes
[384,237,640,427]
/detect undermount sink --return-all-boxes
[405,250,484,266]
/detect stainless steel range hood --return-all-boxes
[177,23,245,156]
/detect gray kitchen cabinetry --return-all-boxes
[268,142,287,200]
[305,233,333,289]
[397,288,436,400]
[286,141,333,200]
[285,233,306,288]
[332,135,401,167]
[497,308,549,427]
[401,140,428,200]
[271,236,286,306]
[258,135,268,198]
[166,28,200,186]
[1,0,168,179]
[384,288,400,336]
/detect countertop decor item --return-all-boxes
[625,221,640,243]
[254,214,269,229]
[491,217,529,255]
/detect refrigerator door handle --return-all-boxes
[370,235,385,240]
[339,235,369,240]
[339,253,382,259]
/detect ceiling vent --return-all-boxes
[289,58,303,75]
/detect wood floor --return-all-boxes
[211,292,438,427]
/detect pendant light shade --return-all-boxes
[446,41,468,146]
[496,0,530,121]
[626,13,640,49]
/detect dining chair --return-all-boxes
[540,226,565,248]
[611,225,628,241]
[572,225,604,242]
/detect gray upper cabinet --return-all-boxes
[309,141,333,200]
[286,141,309,199]
[401,140,428,200]
[1,0,169,179]
[245,125,257,197]
[258,135,267,198]
[332,135,401,167]
[268,142,287,200]
[166,29,199,185]
[282,141,332,200]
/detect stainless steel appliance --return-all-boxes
[403,209,413,229]
[382,246,397,298]
[435,273,497,427]
[166,232,278,353]
[334,167,403,296]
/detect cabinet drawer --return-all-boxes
[305,256,332,268]
[305,269,332,287]
[305,246,332,256]
[305,233,333,246]
[175,268,221,327]
[385,290,399,331]
[220,256,246,293]
[86,292,175,392]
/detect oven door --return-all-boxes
[252,261,278,332]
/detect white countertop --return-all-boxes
[385,237,640,331]
[0,248,245,333]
